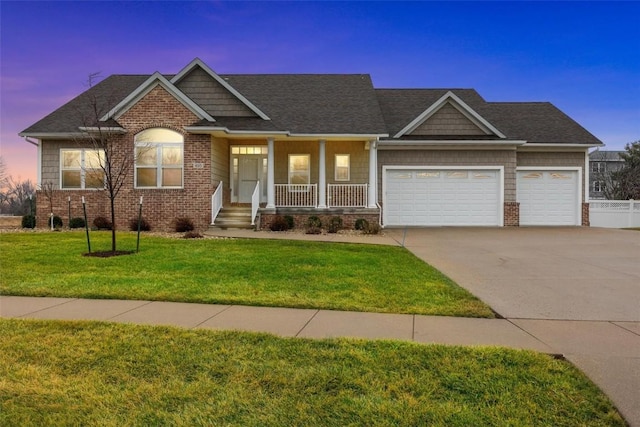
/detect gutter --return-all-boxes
[23,136,40,146]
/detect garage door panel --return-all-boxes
[517,170,579,226]
[385,168,501,226]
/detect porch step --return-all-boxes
[211,207,254,230]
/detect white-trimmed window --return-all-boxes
[592,162,605,173]
[288,154,310,185]
[335,154,350,181]
[60,149,105,189]
[593,181,603,192]
[135,128,183,188]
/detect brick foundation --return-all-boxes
[504,202,520,226]
[582,202,590,226]
[259,209,379,231]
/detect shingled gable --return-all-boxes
[171,58,270,120]
[393,91,506,139]
[100,72,214,122]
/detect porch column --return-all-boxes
[367,140,377,208]
[318,139,327,208]
[266,138,275,208]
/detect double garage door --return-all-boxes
[383,167,580,226]
[384,168,502,226]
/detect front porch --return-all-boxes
[209,136,380,229]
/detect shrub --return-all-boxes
[306,215,322,229]
[93,216,112,230]
[354,218,369,231]
[69,217,86,229]
[270,215,290,232]
[305,226,322,235]
[50,215,63,228]
[362,222,382,235]
[284,215,295,230]
[129,217,151,232]
[22,215,36,229]
[183,231,204,239]
[327,216,343,234]
[175,217,194,232]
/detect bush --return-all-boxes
[50,215,63,228]
[284,215,295,230]
[183,231,203,239]
[270,215,291,232]
[22,215,36,229]
[327,216,343,234]
[129,217,151,232]
[69,217,86,229]
[306,215,322,229]
[362,222,382,235]
[175,217,194,232]
[354,218,369,231]
[93,216,112,230]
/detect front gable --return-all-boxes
[101,72,214,123]
[394,91,506,139]
[171,58,270,120]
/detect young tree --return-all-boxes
[612,140,640,200]
[75,73,139,252]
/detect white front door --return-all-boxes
[239,156,261,203]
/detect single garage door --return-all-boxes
[517,169,580,225]
[384,168,502,226]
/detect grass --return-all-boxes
[0,231,492,317]
[0,319,624,427]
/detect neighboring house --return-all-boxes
[20,58,603,231]
[588,150,624,199]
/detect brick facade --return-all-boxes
[504,202,520,226]
[36,85,217,232]
[582,203,590,226]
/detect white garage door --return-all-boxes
[384,168,501,226]
[517,170,580,225]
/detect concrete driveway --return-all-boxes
[387,226,640,426]
[386,227,640,321]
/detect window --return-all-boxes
[593,181,603,192]
[60,149,105,189]
[592,162,606,173]
[288,154,310,185]
[135,128,183,188]
[335,154,350,181]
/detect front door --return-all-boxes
[238,156,261,203]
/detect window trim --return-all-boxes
[334,154,350,182]
[60,148,105,189]
[134,128,184,189]
[288,154,310,186]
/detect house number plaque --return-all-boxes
[192,162,204,169]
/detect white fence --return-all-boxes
[590,200,640,228]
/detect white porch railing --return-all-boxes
[274,184,318,207]
[211,182,223,224]
[590,200,640,228]
[251,181,260,225]
[328,184,368,208]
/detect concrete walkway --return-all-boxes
[1,228,638,425]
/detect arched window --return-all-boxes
[134,128,183,188]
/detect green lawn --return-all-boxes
[0,231,492,317]
[0,319,624,427]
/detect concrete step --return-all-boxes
[211,207,254,230]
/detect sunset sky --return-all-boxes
[2,1,638,183]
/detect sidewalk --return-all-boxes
[0,296,553,351]
[203,227,401,246]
